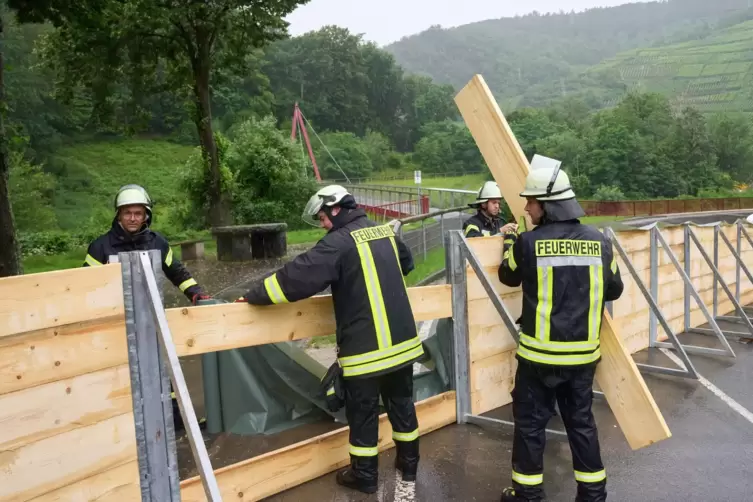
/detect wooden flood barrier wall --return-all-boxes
[1,222,752,501]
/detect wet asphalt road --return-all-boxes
[263,321,753,502]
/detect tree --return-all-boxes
[0,11,23,276]
[709,113,753,183]
[413,120,485,174]
[9,0,309,227]
[312,132,373,181]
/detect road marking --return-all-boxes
[394,470,416,502]
[661,348,753,425]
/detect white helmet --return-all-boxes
[302,185,352,226]
[115,184,152,210]
[519,155,576,201]
[470,181,502,207]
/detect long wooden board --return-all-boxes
[27,461,140,502]
[0,264,124,339]
[167,284,452,356]
[0,412,137,502]
[0,365,132,451]
[455,74,671,450]
[0,316,127,395]
[179,391,456,501]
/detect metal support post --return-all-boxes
[138,252,223,501]
[684,225,691,331]
[713,225,719,318]
[121,250,180,502]
[446,232,470,424]
[736,221,742,302]
[649,226,659,347]
[706,228,753,337]
[653,227,735,358]
[605,228,697,379]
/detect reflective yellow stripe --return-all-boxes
[504,239,515,246]
[588,264,604,342]
[464,224,480,236]
[339,337,422,367]
[85,254,103,266]
[355,241,392,350]
[610,257,617,274]
[326,386,335,396]
[165,247,174,267]
[389,236,410,291]
[342,344,424,377]
[574,469,606,483]
[264,273,289,304]
[392,428,419,442]
[349,445,378,457]
[519,334,599,353]
[179,278,197,292]
[517,344,602,366]
[535,266,553,342]
[505,248,518,272]
[170,392,176,399]
[512,470,543,486]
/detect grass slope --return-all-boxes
[47,138,196,231]
[588,19,753,113]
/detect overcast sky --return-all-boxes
[286,0,648,46]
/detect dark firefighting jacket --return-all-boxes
[244,208,424,379]
[498,220,624,367]
[83,219,204,301]
[463,210,505,238]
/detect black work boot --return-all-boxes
[336,468,378,494]
[395,439,419,481]
[501,487,544,502]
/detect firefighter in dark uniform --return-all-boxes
[84,184,211,430]
[238,185,423,494]
[463,181,517,238]
[497,157,624,502]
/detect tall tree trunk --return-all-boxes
[0,14,22,277]
[191,35,229,228]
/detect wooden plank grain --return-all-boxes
[455,73,671,450]
[0,316,127,396]
[0,365,132,451]
[180,391,456,502]
[169,284,452,356]
[0,264,124,339]
[27,461,140,502]
[0,413,137,502]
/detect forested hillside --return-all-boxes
[386,0,753,110]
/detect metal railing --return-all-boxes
[396,206,475,262]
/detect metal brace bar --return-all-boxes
[654,227,735,358]
[736,222,742,302]
[712,226,719,319]
[690,327,753,338]
[465,414,568,437]
[649,225,659,346]
[685,225,693,330]
[606,228,697,379]
[447,232,471,425]
[716,315,753,324]
[688,226,753,339]
[139,252,223,501]
[654,341,731,356]
[719,228,753,302]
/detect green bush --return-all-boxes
[18,230,101,257]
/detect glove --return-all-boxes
[191,293,212,305]
[319,362,345,413]
[387,219,402,234]
[234,296,247,303]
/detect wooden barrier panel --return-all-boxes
[179,391,456,501]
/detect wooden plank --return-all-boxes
[27,461,140,502]
[0,264,124,339]
[0,365,132,451]
[455,73,671,450]
[168,284,452,357]
[180,391,456,502]
[0,413,137,502]
[0,316,127,395]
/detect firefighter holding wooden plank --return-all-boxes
[497,157,624,502]
[237,185,423,494]
[463,181,518,237]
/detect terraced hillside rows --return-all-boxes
[591,20,753,113]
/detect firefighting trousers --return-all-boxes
[511,361,606,502]
[344,366,420,483]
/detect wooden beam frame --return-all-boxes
[455,74,671,450]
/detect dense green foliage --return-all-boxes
[386,0,753,110]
